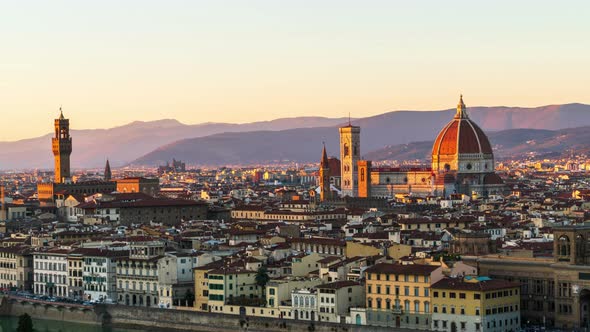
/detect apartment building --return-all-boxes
[33,248,70,297]
[0,246,33,291]
[431,276,521,332]
[364,262,444,330]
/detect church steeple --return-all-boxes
[104,159,112,181]
[320,143,329,168]
[319,143,332,202]
[455,94,468,119]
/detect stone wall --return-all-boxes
[104,305,397,332]
[0,297,102,326]
[0,297,400,332]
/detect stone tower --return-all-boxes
[339,122,360,197]
[104,159,112,181]
[357,160,372,198]
[319,144,331,201]
[52,108,72,184]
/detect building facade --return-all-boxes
[0,246,33,291]
[339,124,360,197]
[115,241,164,307]
[431,277,521,332]
[33,248,70,297]
[472,225,590,330]
[83,249,127,302]
[364,263,444,330]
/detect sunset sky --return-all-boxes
[1,0,589,140]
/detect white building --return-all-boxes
[83,248,128,302]
[33,248,70,297]
[116,241,165,307]
[291,287,318,321]
[316,281,365,323]
[157,252,202,308]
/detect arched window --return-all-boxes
[576,234,585,258]
[294,296,298,306]
[559,235,571,256]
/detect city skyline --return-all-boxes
[2,0,590,140]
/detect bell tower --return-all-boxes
[339,122,360,197]
[52,108,72,184]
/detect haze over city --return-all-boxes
[2,0,590,140]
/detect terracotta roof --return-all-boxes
[484,173,504,185]
[432,103,493,156]
[431,277,520,291]
[364,262,439,275]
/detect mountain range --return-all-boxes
[0,117,349,169]
[132,103,590,166]
[2,103,590,169]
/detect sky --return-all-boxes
[1,0,589,141]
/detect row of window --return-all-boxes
[368,284,429,297]
[432,289,518,300]
[116,268,158,277]
[293,296,315,307]
[34,274,66,284]
[368,298,430,313]
[0,273,16,280]
[368,273,429,283]
[35,262,66,271]
[432,316,519,330]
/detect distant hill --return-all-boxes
[364,126,590,162]
[3,103,590,169]
[133,103,590,166]
[133,125,590,167]
[0,117,350,169]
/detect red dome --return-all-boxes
[432,96,493,156]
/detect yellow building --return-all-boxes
[0,246,33,291]
[206,267,262,313]
[430,276,521,332]
[364,262,444,330]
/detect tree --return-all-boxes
[184,289,195,306]
[255,266,270,293]
[17,313,33,332]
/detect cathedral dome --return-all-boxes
[432,95,493,157]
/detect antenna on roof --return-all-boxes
[348,112,351,126]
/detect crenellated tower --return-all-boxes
[52,108,72,183]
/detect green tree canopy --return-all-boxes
[255,266,270,289]
[17,313,34,332]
